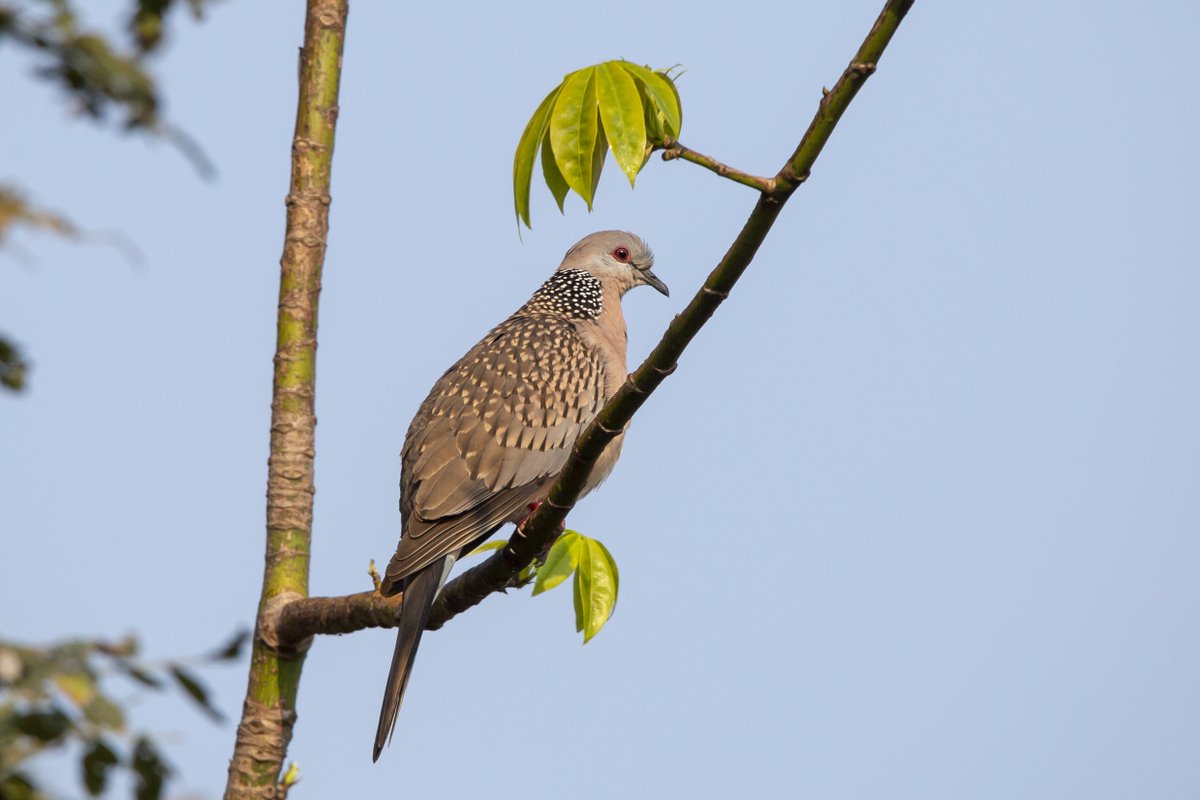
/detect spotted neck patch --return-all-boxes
[524,268,603,319]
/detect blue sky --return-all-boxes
[3,1,1199,797]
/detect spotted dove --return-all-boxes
[373,230,667,760]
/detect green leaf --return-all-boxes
[574,536,620,643]
[589,116,608,205]
[209,629,249,661]
[618,62,682,140]
[53,672,96,709]
[549,67,599,208]
[533,530,580,596]
[280,761,301,787]
[81,738,119,796]
[83,693,125,731]
[0,773,40,800]
[572,560,585,634]
[595,62,646,186]
[169,666,222,721]
[14,708,72,742]
[116,662,163,689]
[540,126,570,213]
[513,85,561,228]
[131,737,172,800]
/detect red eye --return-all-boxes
[612,247,631,262]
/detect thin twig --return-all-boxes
[660,140,775,193]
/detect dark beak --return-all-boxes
[641,268,669,297]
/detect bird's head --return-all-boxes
[557,230,669,297]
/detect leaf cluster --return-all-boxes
[0,630,245,800]
[470,530,619,643]
[513,60,681,228]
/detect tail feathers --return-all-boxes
[372,555,454,762]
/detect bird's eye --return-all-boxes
[612,247,631,262]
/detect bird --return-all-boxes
[373,230,668,761]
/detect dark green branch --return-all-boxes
[429,0,915,630]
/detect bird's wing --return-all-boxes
[382,314,607,591]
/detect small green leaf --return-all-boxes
[81,738,119,796]
[208,629,249,661]
[0,773,39,800]
[513,85,561,228]
[169,666,222,721]
[83,693,126,731]
[131,737,172,800]
[618,62,682,140]
[281,761,301,787]
[540,126,570,212]
[116,662,163,689]
[595,62,647,186]
[572,561,585,634]
[53,672,96,708]
[589,117,608,205]
[574,536,620,643]
[533,530,580,596]
[466,540,507,558]
[14,707,72,742]
[549,67,599,207]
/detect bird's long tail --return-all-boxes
[372,554,455,761]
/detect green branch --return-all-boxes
[660,140,775,192]
[223,2,348,799]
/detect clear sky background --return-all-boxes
[3,1,1199,798]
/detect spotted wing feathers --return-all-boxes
[382,313,607,591]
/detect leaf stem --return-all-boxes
[660,140,775,193]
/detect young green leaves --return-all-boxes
[533,530,620,644]
[513,61,682,229]
[466,529,621,643]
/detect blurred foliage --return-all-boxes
[0,337,29,391]
[513,60,682,228]
[0,188,78,244]
[0,0,211,129]
[470,529,620,643]
[0,629,247,800]
[0,0,214,392]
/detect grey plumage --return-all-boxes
[373,230,667,761]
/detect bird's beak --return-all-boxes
[641,268,669,297]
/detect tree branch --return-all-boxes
[224,1,348,798]
[263,0,916,647]
[430,0,914,628]
[660,140,775,193]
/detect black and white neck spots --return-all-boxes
[525,268,603,320]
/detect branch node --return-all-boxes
[259,591,312,654]
[543,496,575,512]
[625,373,650,395]
[701,285,730,300]
[596,419,623,435]
[850,61,878,76]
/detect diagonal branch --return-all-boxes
[431,0,915,629]
[269,0,915,646]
